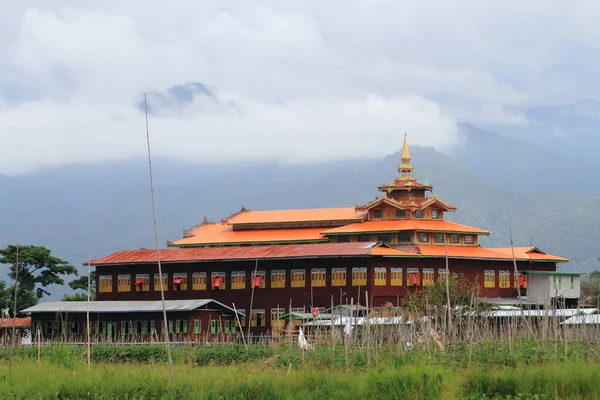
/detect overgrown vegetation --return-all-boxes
[0,343,599,399]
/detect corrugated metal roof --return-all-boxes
[172,225,327,247]
[89,243,375,266]
[0,317,31,328]
[322,220,490,235]
[228,207,367,225]
[561,314,600,325]
[21,300,243,315]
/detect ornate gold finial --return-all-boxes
[396,133,414,179]
[401,133,411,165]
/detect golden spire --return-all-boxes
[396,133,414,179]
[401,133,411,165]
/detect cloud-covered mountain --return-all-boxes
[1,142,598,300]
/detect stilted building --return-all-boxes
[23,136,571,340]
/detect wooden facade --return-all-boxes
[93,256,556,334]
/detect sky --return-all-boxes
[1,1,599,175]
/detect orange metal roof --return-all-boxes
[490,247,569,262]
[0,317,31,328]
[90,243,381,265]
[322,220,490,235]
[227,207,367,225]
[416,245,514,260]
[172,224,327,246]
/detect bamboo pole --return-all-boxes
[232,302,247,348]
[247,259,259,345]
[9,244,19,370]
[87,253,91,370]
[444,235,452,342]
[144,93,173,376]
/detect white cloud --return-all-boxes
[1,1,599,174]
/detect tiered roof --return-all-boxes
[152,135,568,264]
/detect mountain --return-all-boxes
[488,99,600,166]
[1,145,598,300]
[451,124,600,194]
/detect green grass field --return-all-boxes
[0,342,599,399]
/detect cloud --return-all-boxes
[1,1,599,174]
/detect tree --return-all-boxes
[402,274,487,315]
[65,271,96,301]
[581,270,600,306]
[0,245,77,315]
[61,293,89,301]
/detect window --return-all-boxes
[135,274,150,292]
[357,234,371,242]
[224,320,237,334]
[433,233,445,243]
[148,321,155,335]
[238,309,246,328]
[175,320,188,334]
[438,268,449,281]
[391,268,403,286]
[154,273,168,292]
[378,234,391,243]
[331,268,347,286]
[415,210,424,219]
[271,308,286,330]
[499,271,510,288]
[406,268,420,286]
[352,267,367,286]
[121,321,132,335]
[514,273,527,288]
[418,232,430,243]
[192,272,207,290]
[251,270,266,289]
[250,309,266,327]
[396,209,405,218]
[231,271,246,290]
[398,233,412,243]
[374,209,383,219]
[311,268,326,287]
[422,268,434,286]
[337,235,350,243]
[271,270,286,288]
[431,209,440,219]
[291,269,306,288]
[211,272,226,290]
[374,267,387,286]
[570,276,575,290]
[210,319,222,334]
[484,270,496,288]
[193,319,201,334]
[117,275,131,292]
[45,321,53,335]
[464,235,475,244]
[99,275,113,293]
[173,273,188,291]
[69,321,80,335]
[449,234,460,243]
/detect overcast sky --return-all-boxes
[0,1,598,175]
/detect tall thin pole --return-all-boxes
[444,235,452,339]
[86,253,91,370]
[144,93,173,376]
[247,259,259,343]
[9,244,20,370]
